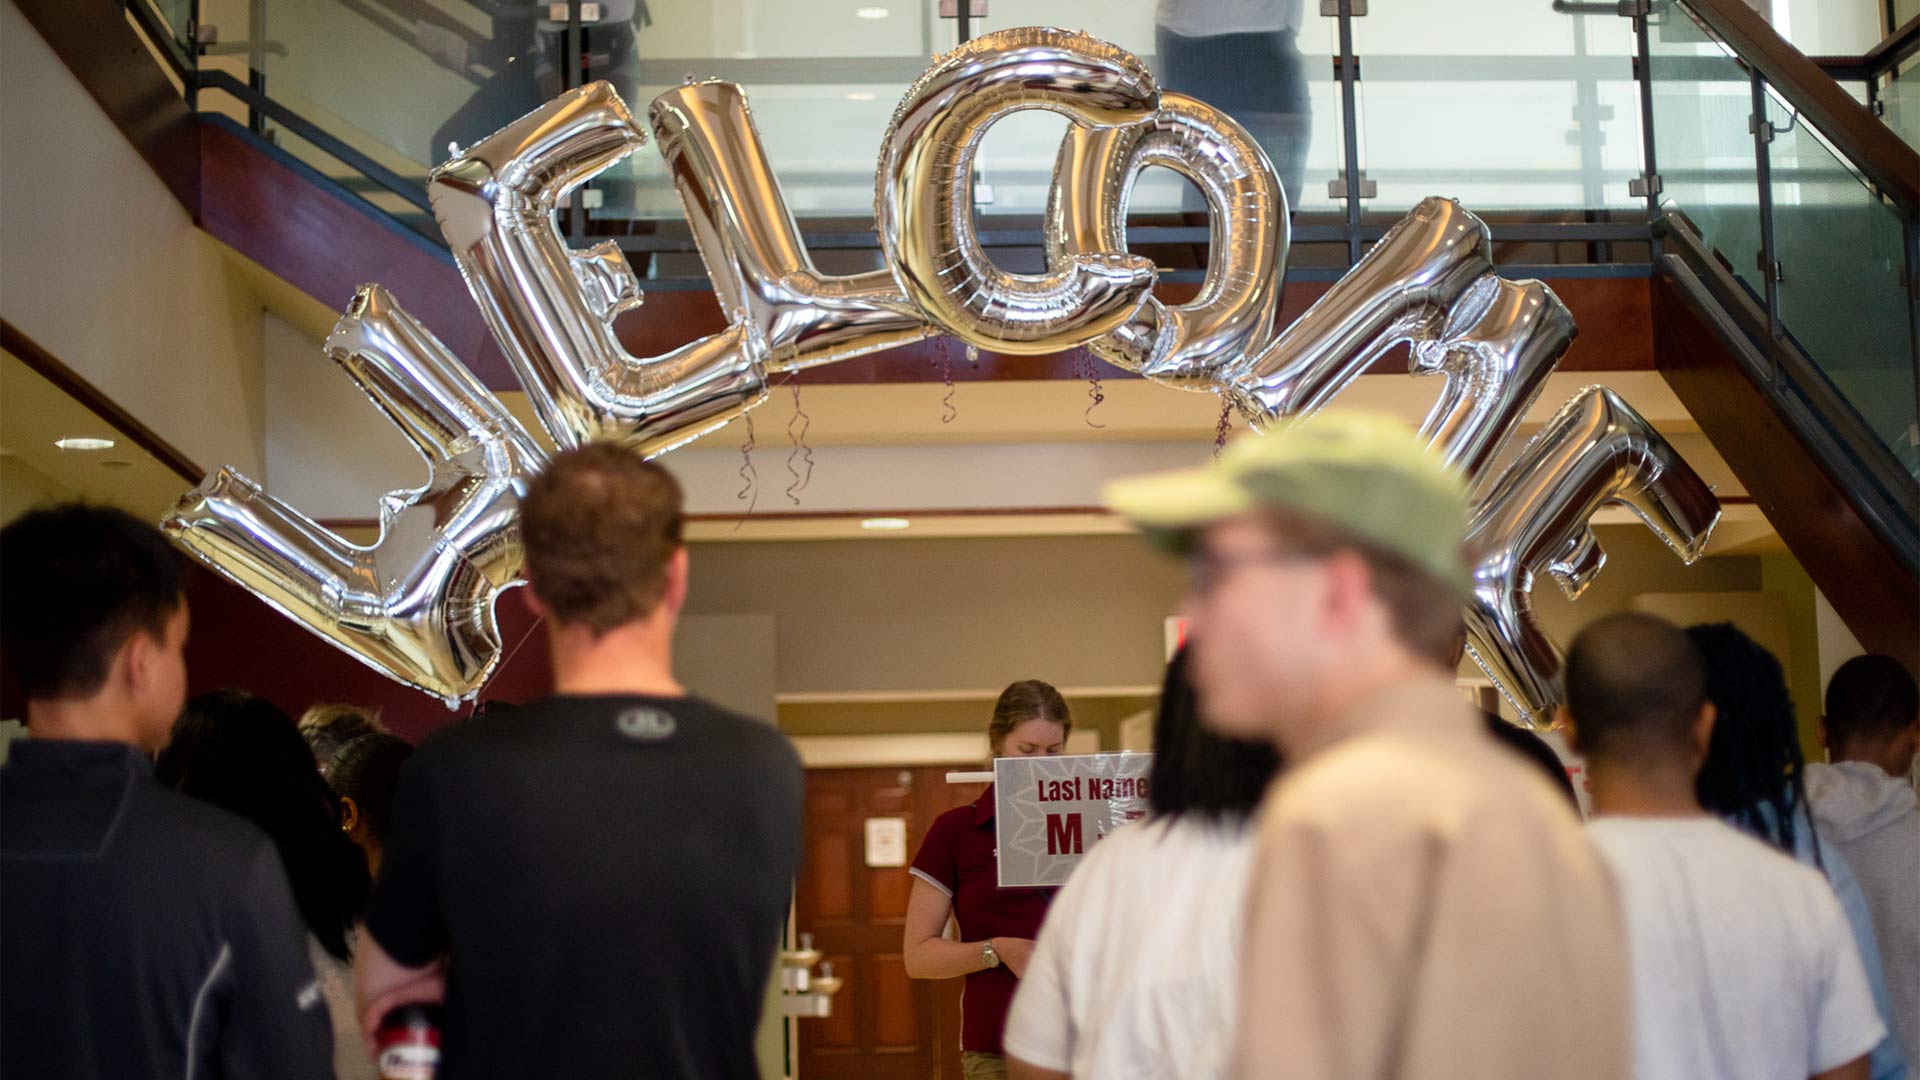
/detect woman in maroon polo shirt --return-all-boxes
[905,680,1072,1080]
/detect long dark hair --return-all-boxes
[1149,649,1282,823]
[156,690,371,959]
[1688,623,1817,864]
[327,732,413,846]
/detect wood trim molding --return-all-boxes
[1,319,203,484]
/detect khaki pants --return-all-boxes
[960,1051,1009,1080]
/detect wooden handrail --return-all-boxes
[1678,0,1920,215]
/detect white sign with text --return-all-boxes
[994,752,1153,887]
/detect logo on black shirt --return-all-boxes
[615,708,677,741]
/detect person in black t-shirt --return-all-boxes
[355,444,805,1080]
[0,505,333,1080]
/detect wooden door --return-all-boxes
[794,765,981,1080]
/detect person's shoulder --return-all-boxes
[1650,818,1848,903]
[925,799,979,837]
[127,782,279,880]
[683,698,799,759]
[1273,725,1491,822]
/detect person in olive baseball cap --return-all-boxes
[1100,410,1631,1080]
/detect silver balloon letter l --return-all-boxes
[162,286,546,704]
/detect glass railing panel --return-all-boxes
[133,0,197,74]
[1886,61,1919,153]
[966,0,1342,217]
[258,0,537,172]
[591,0,1347,223]
[1349,0,1645,212]
[1649,5,1767,299]
[587,0,942,222]
[1763,88,1920,473]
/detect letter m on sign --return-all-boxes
[1046,813,1084,855]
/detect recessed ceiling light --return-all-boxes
[860,517,911,531]
[55,436,116,451]
[855,6,890,19]
[844,91,877,101]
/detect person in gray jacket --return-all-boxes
[1811,655,1920,1065]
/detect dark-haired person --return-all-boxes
[1809,656,1920,1066]
[1562,613,1883,1080]
[355,445,804,1079]
[328,732,414,877]
[299,703,384,778]
[1004,648,1281,1080]
[158,689,377,1080]
[1103,413,1628,1080]
[0,504,331,1079]
[1689,623,1908,1080]
[905,679,1073,1080]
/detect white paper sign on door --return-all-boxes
[864,816,908,867]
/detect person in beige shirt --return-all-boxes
[1103,410,1629,1080]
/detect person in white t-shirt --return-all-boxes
[1003,647,1281,1080]
[1561,613,1886,1080]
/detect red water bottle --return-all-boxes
[374,1003,443,1080]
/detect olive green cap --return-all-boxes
[1102,410,1472,596]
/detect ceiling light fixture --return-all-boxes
[860,517,911,531]
[844,90,877,101]
[855,6,890,19]
[54,436,116,451]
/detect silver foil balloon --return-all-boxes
[1221,196,1491,423]
[431,81,766,456]
[1463,385,1723,723]
[1044,90,1287,387]
[1412,274,1574,478]
[650,80,935,372]
[162,285,546,704]
[876,27,1161,354]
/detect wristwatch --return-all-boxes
[981,941,1000,969]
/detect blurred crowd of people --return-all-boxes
[3,413,1916,1080]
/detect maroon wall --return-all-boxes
[1,565,552,746]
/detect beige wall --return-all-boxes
[0,3,267,480]
[0,456,73,523]
[686,525,1769,711]
[684,534,1188,698]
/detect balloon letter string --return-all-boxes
[1075,349,1107,429]
[1214,400,1232,460]
[785,378,814,505]
[736,412,759,525]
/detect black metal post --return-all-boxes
[1749,69,1783,351]
[246,0,266,136]
[184,0,202,110]
[955,0,971,44]
[1633,4,1662,255]
[1905,216,1920,439]
[1335,0,1363,267]
[565,0,586,238]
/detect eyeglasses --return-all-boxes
[1185,547,1321,596]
